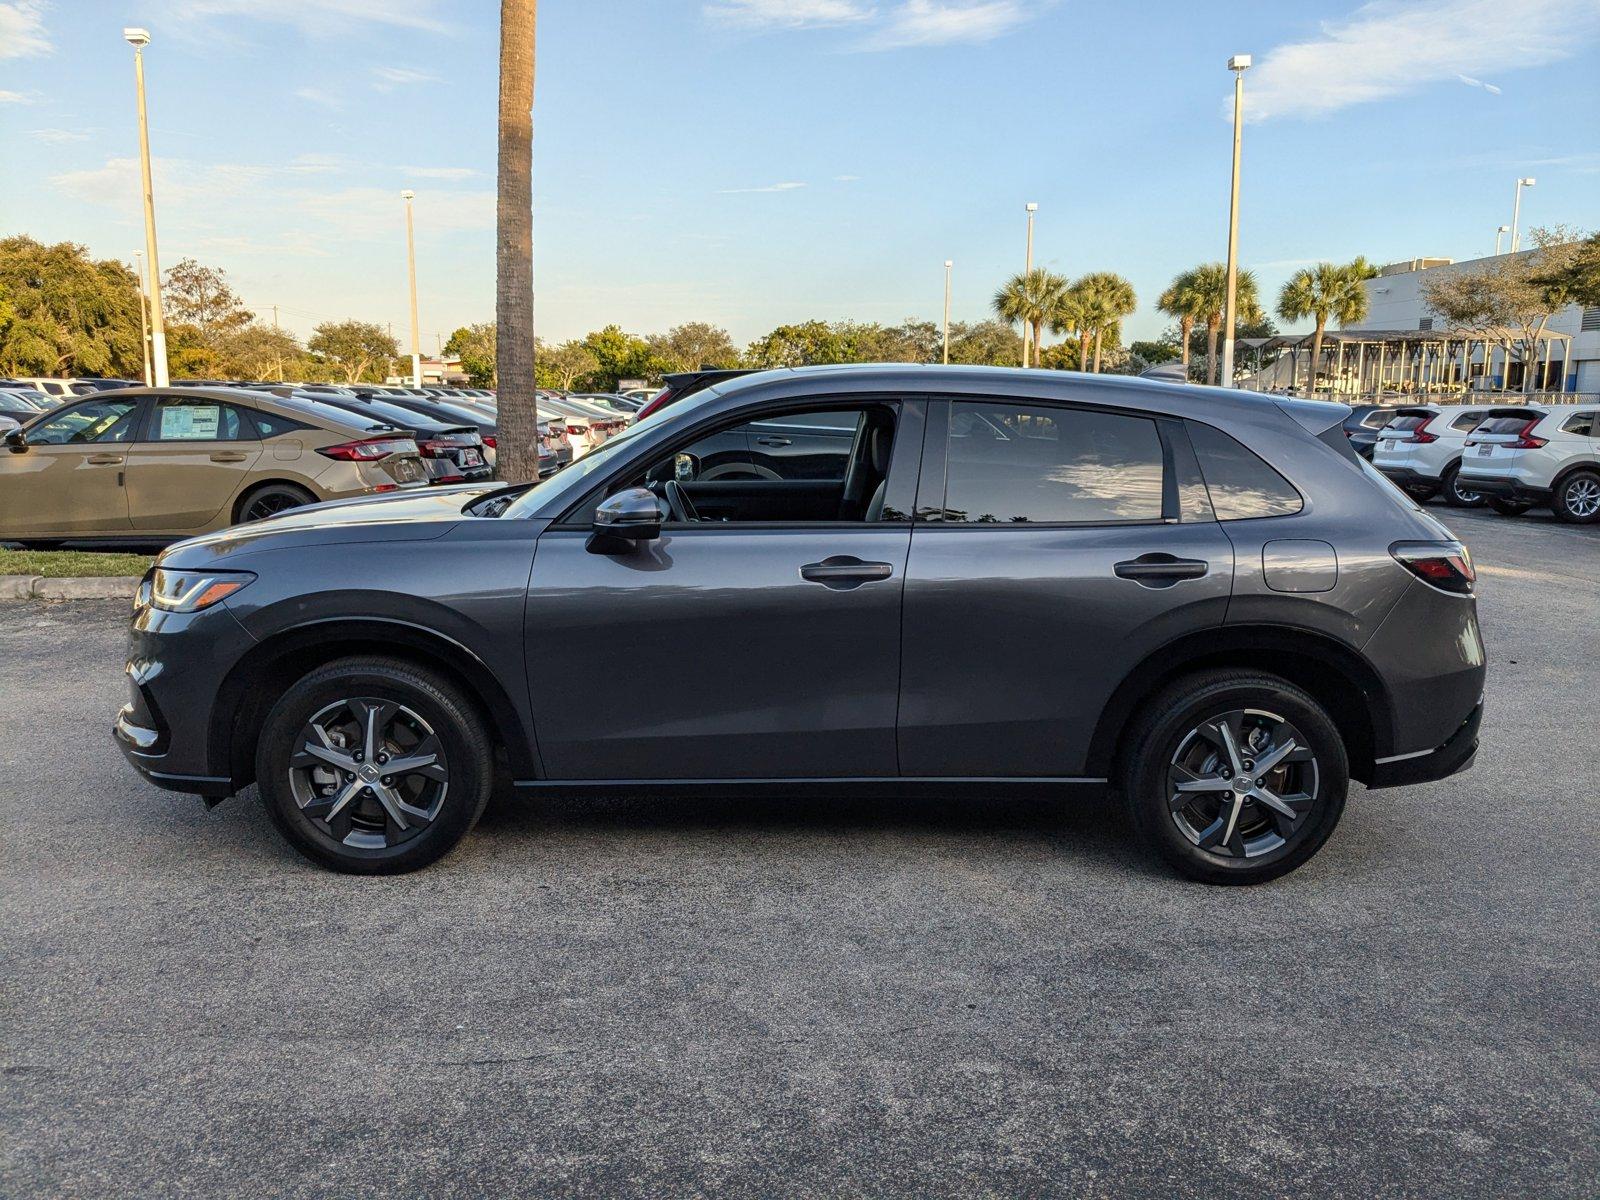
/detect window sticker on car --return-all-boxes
[161,405,220,440]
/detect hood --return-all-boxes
[159,483,500,567]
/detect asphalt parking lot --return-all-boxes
[2,507,1596,1198]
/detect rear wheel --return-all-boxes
[1489,497,1533,516]
[256,656,493,873]
[236,482,314,524]
[1120,670,1349,885]
[1442,464,1486,508]
[1404,482,1439,502]
[1551,470,1600,524]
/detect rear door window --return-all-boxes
[939,401,1166,524]
[1185,421,1303,520]
[149,397,252,441]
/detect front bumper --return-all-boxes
[1458,473,1550,503]
[1366,700,1482,788]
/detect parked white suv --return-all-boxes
[1372,404,1497,507]
[1459,406,1600,523]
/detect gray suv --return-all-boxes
[114,366,1485,883]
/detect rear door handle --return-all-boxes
[755,436,792,447]
[1114,554,1209,588]
[800,556,894,590]
[86,453,123,465]
[209,451,249,463]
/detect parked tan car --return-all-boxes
[0,386,427,545]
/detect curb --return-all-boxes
[0,574,142,601]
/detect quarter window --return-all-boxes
[941,402,1166,524]
[1186,421,1303,520]
[1560,412,1594,436]
[1451,411,1484,432]
[24,398,141,445]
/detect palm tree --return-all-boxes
[1047,284,1089,371]
[1276,258,1374,396]
[1075,272,1137,372]
[494,0,538,481]
[1157,269,1204,378]
[993,269,1068,367]
[1186,263,1263,385]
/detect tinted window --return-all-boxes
[1450,411,1485,432]
[942,402,1165,524]
[150,398,249,441]
[1186,421,1303,520]
[1560,412,1594,436]
[1386,414,1430,432]
[26,398,141,445]
[1477,415,1539,435]
[250,409,312,439]
[0,392,39,414]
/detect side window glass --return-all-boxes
[1452,412,1483,432]
[942,402,1166,524]
[1186,421,1304,520]
[1560,412,1594,436]
[25,399,140,445]
[150,398,250,441]
[249,409,312,439]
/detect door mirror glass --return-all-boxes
[673,451,699,482]
[4,428,26,451]
[588,486,663,553]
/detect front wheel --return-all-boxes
[1489,497,1533,516]
[1120,670,1349,885]
[1551,470,1600,524]
[256,656,494,873]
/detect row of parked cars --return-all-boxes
[0,376,645,544]
[1341,401,1600,524]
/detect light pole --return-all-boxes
[402,190,422,387]
[124,27,169,386]
[1509,177,1535,253]
[133,251,151,386]
[1220,53,1251,389]
[1022,203,1037,366]
[1495,224,1511,256]
[942,260,953,365]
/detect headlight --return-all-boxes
[148,568,256,612]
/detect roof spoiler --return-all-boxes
[1273,394,1351,436]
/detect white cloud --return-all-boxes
[835,174,862,181]
[861,0,1031,48]
[371,65,439,90]
[0,1,51,59]
[30,127,88,143]
[1241,0,1600,122]
[294,86,341,107]
[705,0,874,29]
[717,181,807,193]
[1456,74,1503,95]
[405,166,481,181]
[171,0,448,36]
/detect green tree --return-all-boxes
[745,320,860,368]
[0,236,143,377]
[1531,229,1600,308]
[1129,339,1180,365]
[1074,271,1137,372]
[1183,263,1266,385]
[217,324,305,381]
[579,324,662,388]
[307,320,398,383]
[445,322,497,386]
[162,258,253,352]
[992,269,1069,366]
[494,0,540,481]
[536,338,599,390]
[1157,269,1205,378]
[1276,258,1374,395]
[647,321,741,373]
[946,319,1022,366]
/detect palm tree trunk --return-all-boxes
[1031,319,1043,367]
[1078,331,1091,372]
[1180,317,1193,371]
[1092,328,1103,373]
[1310,320,1326,397]
[1205,318,1220,385]
[495,0,538,482]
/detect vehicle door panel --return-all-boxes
[0,397,141,534]
[125,397,263,530]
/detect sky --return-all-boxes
[3,0,1599,352]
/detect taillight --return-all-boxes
[1411,418,1438,444]
[483,435,497,449]
[1510,419,1547,449]
[1391,540,1475,595]
[567,423,588,435]
[636,387,672,421]
[316,437,415,461]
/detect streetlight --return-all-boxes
[124,27,169,386]
[1220,52,1251,390]
[943,260,953,365]
[401,190,422,388]
[1509,177,1535,253]
[1495,224,1511,256]
[133,250,151,385]
[1022,203,1037,366]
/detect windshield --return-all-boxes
[502,418,655,517]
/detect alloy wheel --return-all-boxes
[1450,475,1482,505]
[243,491,305,522]
[1166,708,1320,861]
[288,697,449,849]
[1564,476,1600,519]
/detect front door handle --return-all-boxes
[86,453,123,465]
[800,556,894,590]
[755,436,792,447]
[209,451,249,463]
[1114,554,1209,588]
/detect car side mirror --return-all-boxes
[4,428,27,453]
[587,486,663,554]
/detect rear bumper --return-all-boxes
[1376,465,1439,489]
[1459,473,1550,502]
[1366,700,1482,789]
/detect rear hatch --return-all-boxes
[1372,407,1437,467]
[1463,408,1548,467]
[414,426,491,483]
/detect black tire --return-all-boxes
[1551,469,1600,525]
[1441,464,1486,508]
[1489,497,1533,516]
[1120,670,1349,885]
[1404,483,1440,502]
[236,481,315,525]
[256,656,494,874]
